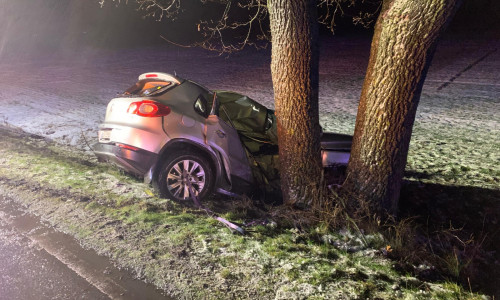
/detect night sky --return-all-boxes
[0,0,498,59]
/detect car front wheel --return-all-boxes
[156,152,214,202]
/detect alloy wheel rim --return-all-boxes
[166,159,206,200]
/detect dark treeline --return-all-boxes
[0,0,497,58]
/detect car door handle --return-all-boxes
[216,130,226,138]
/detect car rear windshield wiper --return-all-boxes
[142,84,177,97]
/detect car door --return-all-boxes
[205,115,253,186]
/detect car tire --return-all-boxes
[156,151,214,202]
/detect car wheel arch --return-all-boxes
[151,139,228,189]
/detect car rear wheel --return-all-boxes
[156,152,214,202]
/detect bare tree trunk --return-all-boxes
[343,0,462,216]
[268,0,324,207]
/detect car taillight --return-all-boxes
[127,100,171,117]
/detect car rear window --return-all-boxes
[123,79,173,97]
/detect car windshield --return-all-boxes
[122,79,173,97]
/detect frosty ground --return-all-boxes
[0,33,498,195]
[0,33,499,298]
[0,35,498,178]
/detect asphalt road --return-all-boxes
[0,195,171,300]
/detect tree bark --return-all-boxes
[268,0,324,207]
[343,0,462,216]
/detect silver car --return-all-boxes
[94,72,352,201]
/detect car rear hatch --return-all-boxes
[98,73,182,150]
[95,73,183,175]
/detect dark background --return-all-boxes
[0,0,499,58]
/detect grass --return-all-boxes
[321,85,499,297]
[0,125,495,299]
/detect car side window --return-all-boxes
[194,95,208,118]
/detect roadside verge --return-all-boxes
[0,125,481,299]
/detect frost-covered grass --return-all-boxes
[0,126,485,299]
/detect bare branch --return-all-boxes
[99,0,378,53]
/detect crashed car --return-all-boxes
[94,72,352,201]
